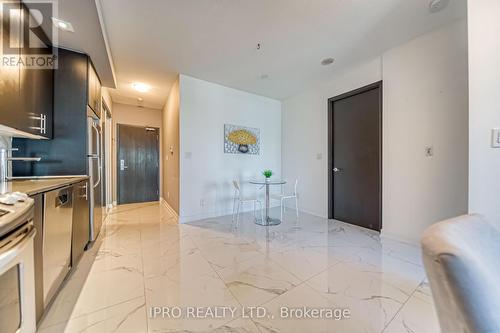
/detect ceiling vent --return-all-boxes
[429,0,450,13]
[321,58,335,66]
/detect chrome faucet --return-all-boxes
[0,148,41,182]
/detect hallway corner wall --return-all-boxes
[161,78,180,213]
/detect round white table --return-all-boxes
[249,179,286,226]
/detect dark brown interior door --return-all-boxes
[329,82,382,231]
[117,124,159,205]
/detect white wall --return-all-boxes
[179,75,282,222]
[382,19,468,242]
[468,0,500,224]
[161,78,180,213]
[282,59,382,217]
[282,19,468,243]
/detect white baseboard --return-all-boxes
[380,230,421,247]
[178,203,281,224]
[297,208,327,219]
[160,197,179,220]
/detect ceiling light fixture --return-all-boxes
[132,82,151,93]
[52,17,74,32]
[137,97,144,102]
[429,0,450,13]
[321,58,335,66]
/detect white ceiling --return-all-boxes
[99,0,467,109]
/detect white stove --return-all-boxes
[0,196,36,333]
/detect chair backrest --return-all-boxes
[232,180,241,198]
[421,214,500,333]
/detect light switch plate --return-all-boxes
[492,129,500,148]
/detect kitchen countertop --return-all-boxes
[1,176,89,196]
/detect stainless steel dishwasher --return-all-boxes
[43,186,73,307]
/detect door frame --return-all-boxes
[327,81,383,230]
[116,124,160,205]
[102,99,113,211]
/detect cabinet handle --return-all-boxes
[30,113,46,134]
[41,113,46,134]
[80,183,88,199]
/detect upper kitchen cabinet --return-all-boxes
[0,0,22,132]
[13,49,102,176]
[19,65,54,139]
[87,62,101,117]
[0,1,53,139]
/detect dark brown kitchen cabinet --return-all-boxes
[87,62,101,117]
[19,64,54,138]
[72,180,90,267]
[13,49,102,176]
[0,0,22,131]
[0,1,53,139]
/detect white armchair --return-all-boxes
[421,214,500,333]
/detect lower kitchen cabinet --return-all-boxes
[31,194,44,323]
[72,180,90,266]
[27,179,90,324]
[42,186,73,307]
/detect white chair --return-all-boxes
[232,180,264,225]
[270,179,299,222]
[421,214,500,333]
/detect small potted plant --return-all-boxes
[263,169,273,182]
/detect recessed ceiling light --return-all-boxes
[132,82,151,93]
[137,97,144,102]
[321,58,335,66]
[52,17,74,32]
[429,0,450,13]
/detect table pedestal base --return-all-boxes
[255,217,281,226]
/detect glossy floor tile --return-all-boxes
[38,202,440,333]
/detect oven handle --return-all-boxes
[0,223,36,261]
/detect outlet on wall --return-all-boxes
[492,128,500,148]
[425,146,434,157]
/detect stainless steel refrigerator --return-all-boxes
[87,107,103,241]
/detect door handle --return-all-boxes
[92,123,100,157]
[120,159,128,171]
[94,157,101,189]
[333,167,342,173]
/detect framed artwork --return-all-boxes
[224,124,260,155]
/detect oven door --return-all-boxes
[0,223,36,333]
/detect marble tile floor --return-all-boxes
[37,202,440,333]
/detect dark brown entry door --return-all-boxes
[117,124,160,204]
[329,82,382,231]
